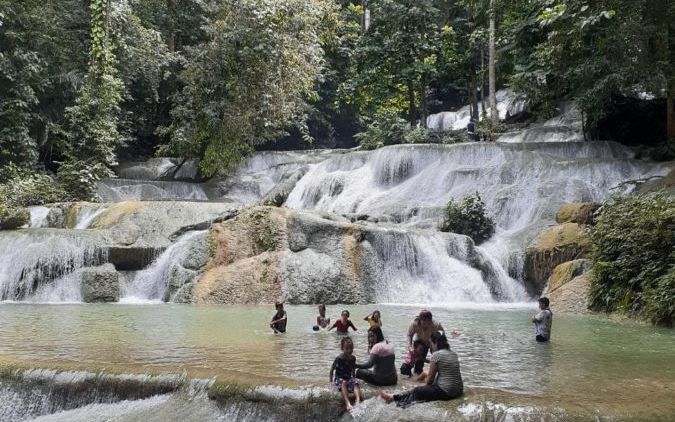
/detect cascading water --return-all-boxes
[364,229,526,303]
[121,231,206,303]
[286,141,667,302]
[0,230,106,302]
[426,89,526,131]
[73,205,109,229]
[97,179,208,202]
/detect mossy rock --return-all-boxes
[555,202,600,225]
[524,223,592,296]
[89,201,145,229]
[547,259,592,293]
[532,223,592,252]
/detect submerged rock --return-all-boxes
[81,264,120,303]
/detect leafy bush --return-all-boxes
[56,160,112,203]
[439,192,495,245]
[589,194,674,326]
[0,186,30,230]
[0,204,30,229]
[356,112,461,150]
[355,111,408,150]
[0,160,109,209]
[0,164,69,207]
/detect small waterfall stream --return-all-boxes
[0,231,106,302]
[121,231,206,303]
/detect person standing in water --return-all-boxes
[329,310,357,334]
[406,310,444,373]
[314,304,330,331]
[531,297,552,342]
[355,327,397,386]
[364,310,382,351]
[364,310,382,328]
[270,302,287,333]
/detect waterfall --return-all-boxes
[121,231,206,303]
[426,89,526,131]
[286,141,667,302]
[74,205,109,229]
[0,231,106,301]
[97,179,208,202]
[28,206,51,228]
[362,229,526,304]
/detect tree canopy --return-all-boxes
[0,0,672,177]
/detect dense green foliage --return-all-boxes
[589,194,675,326]
[439,192,495,245]
[160,0,334,176]
[0,0,672,188]
[512,0,674,134]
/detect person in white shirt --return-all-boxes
[532,297,553,342]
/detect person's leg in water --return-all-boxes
[340,380,353,411]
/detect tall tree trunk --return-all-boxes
[420,77,428,128]
[480,50,487,118]
[362,1,370,32]
[469,71,478,121]
[407,80,416,126]
[167,0,176,52]
[488,0,498,124]
[668,83,674,141]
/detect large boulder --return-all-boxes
[547,259,592,293]
[555,202,600,225]
[523,223,592,296]
[81,264,120,303]
[89,201,240,248]
[547,272,591,314]
[191,207,369,304]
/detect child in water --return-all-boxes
[270,302,287,333]
[363,310,382,328]
[400,339,428,381]
[313,304,331,331]
[328,310,357,334]
[364,310,382,351]
[330,337,361,411]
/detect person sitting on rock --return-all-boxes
[379,332,463,407]
[270,302,287,333]
[355,326,397,386]
[330,336,361,411]
[329,310,357,334]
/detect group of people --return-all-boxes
[270,297,553,411]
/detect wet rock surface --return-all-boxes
[81,264,120,303]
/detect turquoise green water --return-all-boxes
[0,303,673,415]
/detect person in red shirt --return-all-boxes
[329,310,357,334]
